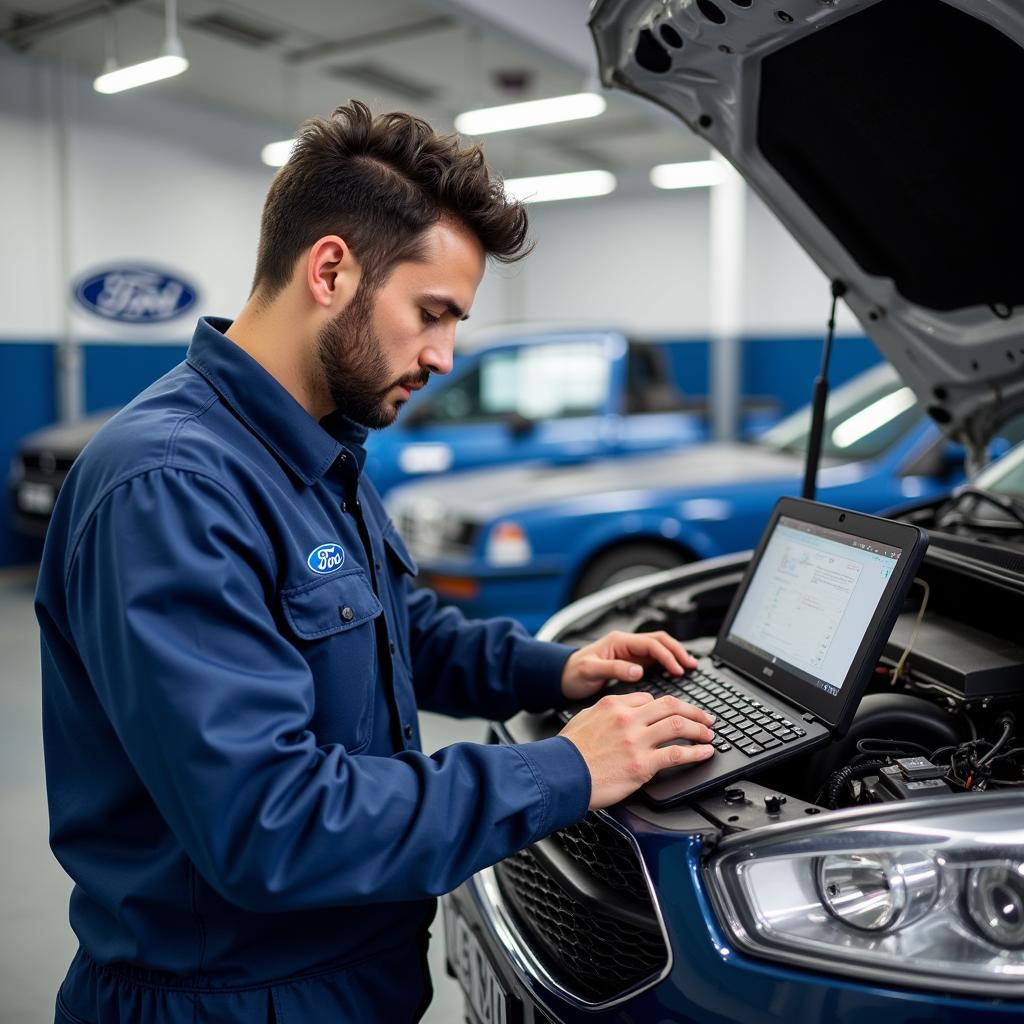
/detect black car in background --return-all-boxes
[8,412,115,538]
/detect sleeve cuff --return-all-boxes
[511,640,576,713]
[515,735,591,838]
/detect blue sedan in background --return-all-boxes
[364,329,778,494]
[387,364,995,633]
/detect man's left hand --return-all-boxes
[561,630,698,702]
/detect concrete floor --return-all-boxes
[0,569,480,1023]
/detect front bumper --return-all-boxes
[445,714,1024,1024]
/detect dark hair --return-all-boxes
[252,100,531,300]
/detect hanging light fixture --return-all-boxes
[94,0,189,95]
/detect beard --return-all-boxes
[316,284,429,429]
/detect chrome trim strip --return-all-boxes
[466,810,675,1011]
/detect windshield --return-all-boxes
[973,442,1024,498]
[759,363,922,461]
[416,340,612,425]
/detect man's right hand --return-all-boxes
[559,692,715,809]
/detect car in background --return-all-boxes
[441,1,1024,1022]
[7,331,779,540]
[8,410,116,538]
[364,329,779,493]
[387,362,1006,634]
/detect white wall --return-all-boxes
[0,47,862,345]
[0,54,62,339]
[514,184,862,337]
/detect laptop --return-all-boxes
[563,497,928,806]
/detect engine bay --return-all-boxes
[547,523,1024,823]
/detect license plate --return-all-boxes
[17,481,54,514]
[444,898,520,1024]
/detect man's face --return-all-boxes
[316,219,484,429]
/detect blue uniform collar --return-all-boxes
[186,316,368,483]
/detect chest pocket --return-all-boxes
[383,524,418,578]
[280,569,384,752]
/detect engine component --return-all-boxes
[884,609,1024,699]
[876,764,953,801]
[802,693,962,789]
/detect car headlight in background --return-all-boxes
[485,521,532,566]
[387,498,476,561]
[706,795,1024,997]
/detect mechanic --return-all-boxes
[36,102,715,1024]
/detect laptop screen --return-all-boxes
[726,515,902,696]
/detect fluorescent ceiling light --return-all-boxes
[503,170,616,204]
[94,53,189,94]
[650,160,728,190]
[455,93,606,135]
[94,0,188,95]
[261,139,295,168]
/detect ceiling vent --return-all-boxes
[188,11,283,48]
[327,63,437,103]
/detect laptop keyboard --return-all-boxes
[620,667,807,757]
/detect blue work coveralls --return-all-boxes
[36,317,592,1023]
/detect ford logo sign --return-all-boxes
[307,543,346,575]
[73,265,198,323]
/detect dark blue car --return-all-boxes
[387,364,966,634]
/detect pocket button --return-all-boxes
[340,606,355,622]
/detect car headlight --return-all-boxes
[385,499,474,561]
[706,794,1024,997]
[485,521,532,566]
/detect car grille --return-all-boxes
[555,814,650,901]
[494,812,667,1003]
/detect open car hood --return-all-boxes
[591,0,1024,464]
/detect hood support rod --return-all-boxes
[801,279,847,500]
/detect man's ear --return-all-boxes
[306,235,361,311]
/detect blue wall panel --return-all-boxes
[742,335,883,413]
[84,343,188,413]
[660,338,711,400]
[658,335,882,414]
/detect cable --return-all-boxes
[856,737,934,759]
[977,714,1016,768]
[942,486,1024,529]
[818,758,889,809]
[889,577,930,683]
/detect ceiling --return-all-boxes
[0,0,709,182]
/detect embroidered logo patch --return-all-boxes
[307,543,345,575]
